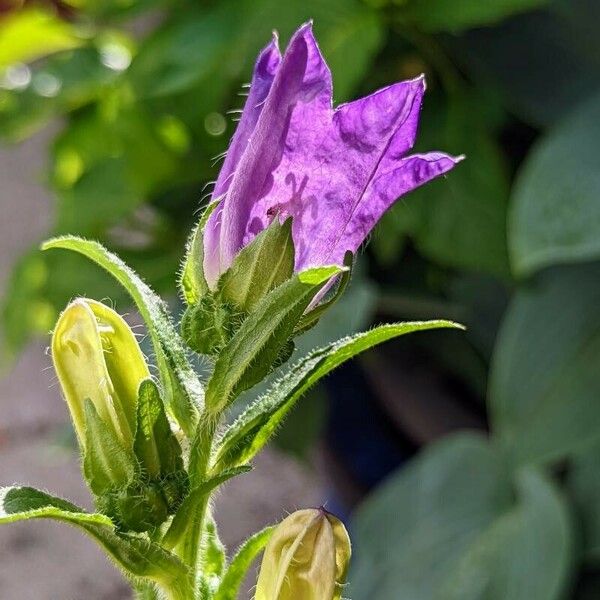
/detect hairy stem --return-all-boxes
[177,417,219,591]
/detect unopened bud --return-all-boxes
[255,508,351,600]
[52,298,150,450]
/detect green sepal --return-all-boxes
[179,201,219,305]
[181,294,244,356]
[198,515,227,598]
[134,379,185,483]
[83,399,136,497]
[42,236,203,436]
[213,526,275,600]
[214,320,464,471]
[206,265,344,413]
[110,481,169,534]
[0,486,193,595]
[162,466,252,551]
[294,250,354,335]
[217,218,295,313]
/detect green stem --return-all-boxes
[177,417,219,591]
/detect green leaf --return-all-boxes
[0,486,191,589]
[162,466,251,550]
[134,379,184,481]
[0,7,82,68]
[218,218,295,312]
[567,444,600,564]
[205,266,343,413]
[42,236,202,435]
[489,263,600,466]
[350,434,573,600]
[509,91,600,277]
[83,400,136,497]
[398,0,549,33]
[179,201,219,305]
[214,526,275,600]
[214,320,462,471]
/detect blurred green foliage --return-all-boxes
[1,0,600,598]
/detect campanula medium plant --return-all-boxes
[0,24,461,600]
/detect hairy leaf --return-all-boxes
[214,526,275,600]
[0,486,191,588]
[206,266,343,413]
[162,466,251,550]
[214,320,462,471]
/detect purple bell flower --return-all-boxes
[203,22,462,288]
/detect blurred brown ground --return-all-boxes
[0,128,324,599]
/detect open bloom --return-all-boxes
[203,22,462,287]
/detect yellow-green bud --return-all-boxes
[255,508,351,600]
[52,298,150,450]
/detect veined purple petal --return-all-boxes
[331,152,464,267]
[203,36,281,287]
[246,73,432,270]
[203,22,462,287]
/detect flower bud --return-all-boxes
[52,298,150,451]
[255,508,351,600]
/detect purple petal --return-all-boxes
[206,23,327,284]
[203,36,281,287]
[331,152,464,266]
[246,75,431,270]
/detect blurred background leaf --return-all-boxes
[489,264,600,466]
[350,433,573,599]
[509,92,600,276]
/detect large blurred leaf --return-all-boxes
[0,7,82,68]
[509,92,600,277]
[455,1,600,127]
[567,444,600,564]
[350,433,573,600]
[0,47,121,141]
[378,93,510,277]
[489,264,600,466]
[398,0,549,33]
[51,104,181,236]
[130,0,382,102]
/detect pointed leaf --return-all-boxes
[0,486,191,588]
[206,266,343,413]
[214,526,275,600]
[162,466,251,550]
[214,320,462,471]
[42,236,203,435]
[217,218,295,312]
[135,379,184,481]
[180,201,219,305]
